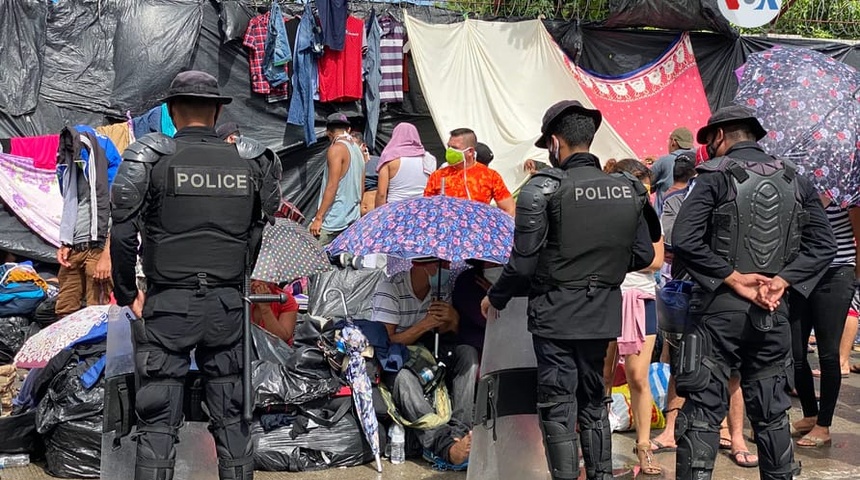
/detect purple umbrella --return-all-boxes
[340,323,382,472]
[326,195,514,264]
[735,46,860,205]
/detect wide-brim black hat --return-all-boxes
[161,70,233,104]
[696,105,767,144]
[535,100,602,148]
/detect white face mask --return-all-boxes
[483,267,503,284]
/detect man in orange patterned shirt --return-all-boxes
[424,128,515,216]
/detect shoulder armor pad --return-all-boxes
[695,156,733,174]
[235,136,267,160]
[123,133,175,162]
[528,168,564,195]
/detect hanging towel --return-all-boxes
[10,135,61,171]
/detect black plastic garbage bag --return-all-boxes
[44,416,102,478]
[252,323,294,366]
[252,350,341,409]
[0,316,33,364]
[0,410,41,455]
[252,397,375,472]
[36,342,106,478]
[35,355,105,431]
[32,296,59,328]
[308,268,385,320]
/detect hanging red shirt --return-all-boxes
[318,15,364,102]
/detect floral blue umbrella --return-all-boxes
[339,323,382,472]
[735,47,860,205]
[326,196,514,264]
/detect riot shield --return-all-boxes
[468,298,550,480]
[100,305,219,480]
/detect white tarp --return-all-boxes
[404,14,635,191]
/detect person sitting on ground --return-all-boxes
[371,257,478,469]
[375,123,436,207]
[250,280,299,345]
[451,260,503,355]
[424,128,515,217]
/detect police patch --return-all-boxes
[171,166,251,197]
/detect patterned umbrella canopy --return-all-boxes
[735,47,860,205]
[251,217,332,284]
[15,305,109,368]
[340,323,382,472]
[326,196,514,264]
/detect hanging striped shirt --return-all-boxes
[827,204,856,266]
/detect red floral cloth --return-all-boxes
[567,34,711,159]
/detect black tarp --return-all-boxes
[0,204,56,264]
[604,0,734,36]
[0,0,47,116]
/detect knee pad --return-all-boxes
[578,404,612,479]
[218,455,254,480]
[675,408,719,479]
[135,424,180,480]
[749,414,794,478]
[136,379,184,426]
[537,419,578,480]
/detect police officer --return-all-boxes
[672,105,836,480]
[110,71,281,480]
[480,100,661,480]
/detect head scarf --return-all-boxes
[378,123,427,172]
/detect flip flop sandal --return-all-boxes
[850,364,860,374]
[648,439,676,454]
[719,436,732,450]
[730,450,759,468]
[796,435,832,448]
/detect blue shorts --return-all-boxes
[644,299,657,336]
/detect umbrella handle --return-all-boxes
[324,288,350,319]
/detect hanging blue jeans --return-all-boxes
[263,1,291,88]
[287,2,319,145]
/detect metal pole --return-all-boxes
[242,272,253,422]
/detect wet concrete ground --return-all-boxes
[9,353,860,479]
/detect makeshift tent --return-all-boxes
[404,15,634,190]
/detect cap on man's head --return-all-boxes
[696,105,767,144]
[216,122,240,140]
[161,70,232,104]
[535,100,602,148]
[326,113,351,129]
[669,127,694,149]
[475,142,494,165]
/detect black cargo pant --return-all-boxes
[132,286,253,480]
[532,335,611,480]
[676,308,795,480]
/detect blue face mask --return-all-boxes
[428,268,451,289]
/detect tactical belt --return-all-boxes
[474,368,538,441]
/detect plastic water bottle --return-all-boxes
[389,424,405,464]
[0,454,30,468]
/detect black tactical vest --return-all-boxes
[143,139,256,286]
[701,157,805,275]
[535,165,643,289]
